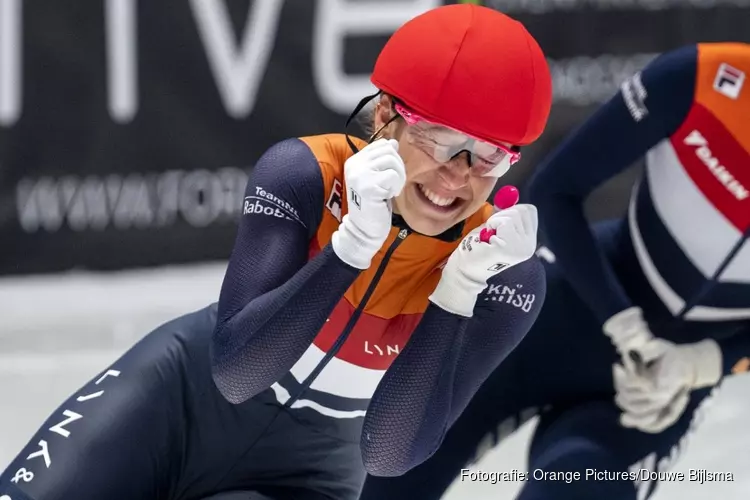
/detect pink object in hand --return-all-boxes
[479,186,520,243]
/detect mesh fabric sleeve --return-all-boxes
[210,138,360,404]
[526,45,697,324]
[361,257,545,476]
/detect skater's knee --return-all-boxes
[0,360,180,499]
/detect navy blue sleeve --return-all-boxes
[526,45,697,324]
[717,326,750,376]
[361,257,545,476]
[210,139,361,404]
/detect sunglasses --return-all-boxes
[393,102,521,178]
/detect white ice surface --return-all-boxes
[1,264,748,499]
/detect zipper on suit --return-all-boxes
[285,228,410,407]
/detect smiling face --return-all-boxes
[371,94,501,236]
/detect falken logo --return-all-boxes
[482,283,536,313]
[243,186,304,225]
[683,130,749,201]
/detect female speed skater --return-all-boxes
[0,4,553,500]
[359,41,750,500]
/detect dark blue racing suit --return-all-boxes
[0,134,545,500]
[359,42,750,500]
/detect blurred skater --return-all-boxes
[359,42,750,500]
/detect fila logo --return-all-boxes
[713,63,745,100]
[350,188,362,209]
[488,263,508,272]
[325,179,343,222]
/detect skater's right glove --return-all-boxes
[332,139,406,269]
[602,307,655,372]
[612,337,722,433]
[605,307,722,433]
[429,205,538,317]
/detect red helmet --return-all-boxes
[371,4,552,147]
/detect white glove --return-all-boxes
[603,307,655,371]
[331,139,406,269]
[429,204,538,317]
[612,335,722,434]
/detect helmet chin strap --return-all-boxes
[369,113,401,142]
[344,91,379,154]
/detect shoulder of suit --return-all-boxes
[697,42,750,76]
[298,133,367,177]
[695,43,750,105]
[694,43,750,151]
[295,134,366,218]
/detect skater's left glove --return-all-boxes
[612,337,722,434]
[429,205,538,317]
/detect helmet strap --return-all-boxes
[344,90,382,154]
[368,111,400,143]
